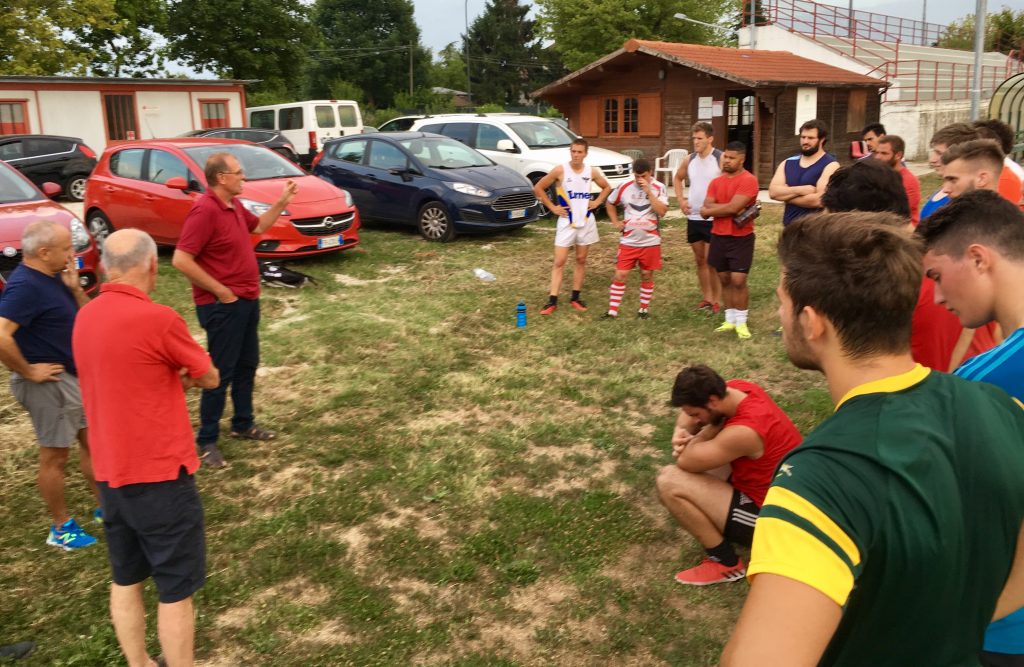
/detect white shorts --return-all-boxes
[554,218,599,248]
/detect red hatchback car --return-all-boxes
[84,138,360,256]
[0,160,100,294]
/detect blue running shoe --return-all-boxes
[46,518,98,551]
[93,507,103,524]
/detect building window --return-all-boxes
[200,100,228,129]
[581,93,661,138]
[103,94,138,141]
[603,98,619,134]
[601,96,640,135]
[0,101,28,134]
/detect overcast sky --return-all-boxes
[411,0,1017,55]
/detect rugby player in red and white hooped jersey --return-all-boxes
[601,158,669,319]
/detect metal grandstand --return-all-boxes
[743,0,1024,103]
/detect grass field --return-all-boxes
[1,202,840,666]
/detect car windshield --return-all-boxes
[507,121,577,149]
[183,144,304,181]
[399,137,492,169]
[0,166,43,203]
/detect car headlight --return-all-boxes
[69,217,90,252]
[239,198,290,217]
[446,182,491,198]
[339,189,353,207]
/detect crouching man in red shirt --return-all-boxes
[656,365,802,586]
[73,229,219,667]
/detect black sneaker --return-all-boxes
[637,308,649,319]
[600,311,618,320]
[199,444,227,469]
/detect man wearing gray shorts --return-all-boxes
[0,220,98,550]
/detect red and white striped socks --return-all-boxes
[639,281,654,310]
[607,281,626,315]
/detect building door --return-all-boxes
[103,93,138,141]
[727,91,756,173]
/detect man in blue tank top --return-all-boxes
[768,119,840,226]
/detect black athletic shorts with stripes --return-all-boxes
[723,488,760,547]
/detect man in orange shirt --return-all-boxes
[873,135,921,225]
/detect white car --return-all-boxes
[404,114,633,194]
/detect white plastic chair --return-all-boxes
[654,148,688,182]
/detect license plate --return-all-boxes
[317,236,342,249]
[509,208,526,219]
[75,256,84,269]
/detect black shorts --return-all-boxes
[98,467,206,603]
[722,489,760,547]
[686,219,712,244]
[708,233,755,274]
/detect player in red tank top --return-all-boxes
[656,365,802,586]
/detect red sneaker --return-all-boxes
[711,302,721,314]
[673,558,746,586]
[695,300,712,311]
[570,299,588,312]
[540,302,557,315]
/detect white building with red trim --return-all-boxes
[0,76,253,153]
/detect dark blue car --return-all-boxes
[313,132,539,241]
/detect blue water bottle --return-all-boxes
[516,300,527,328]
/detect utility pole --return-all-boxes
[971,0,987,120]
[409,43,414,96]
[465,0,472,103]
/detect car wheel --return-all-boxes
[529,172,556,206]
[65,175,88,202]
[87,211,115,246]
[417,201,456,242]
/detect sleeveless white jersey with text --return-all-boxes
[555,161,594,229]
[687,149,722,221]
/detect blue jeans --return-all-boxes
[195,298,260,445]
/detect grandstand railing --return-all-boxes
[743,0,1024,104]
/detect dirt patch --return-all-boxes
[406,407,493,432]
[196,647,256,667]
[297,619,356,645]
[268,312,310,332]
[325,524,372,569]
[214,576,331,630]
[333,265,408,286]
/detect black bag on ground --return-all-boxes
[258,260,316,288]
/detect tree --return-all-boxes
[308,0,431,108]
[165,0,314,97]
[0,0,117,75]
[939,9,1024,53]
[535,0,733,71]
[76,0,168,77]
[463,0,565,106]
[431,42,468,92]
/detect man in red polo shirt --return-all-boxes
[656,364,802,586]
[172,151,296,467]
[873,135,921,225]
[73,229,218,667]
[701,142,760,340]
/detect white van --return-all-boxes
[406,114,633,194]
[247,100,362,166]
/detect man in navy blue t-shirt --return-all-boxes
[0,220,98,550]
[768,119,840,226]
[917,189,1024,665]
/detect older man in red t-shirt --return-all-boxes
[656,364,802,586]
[172,151,296,467]
[701,141,760,340]
[74,229,218,667]
[873,135,921,225]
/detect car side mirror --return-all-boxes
[164,176,189,191]
[496,139,516,153]
[41,182,62,198]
